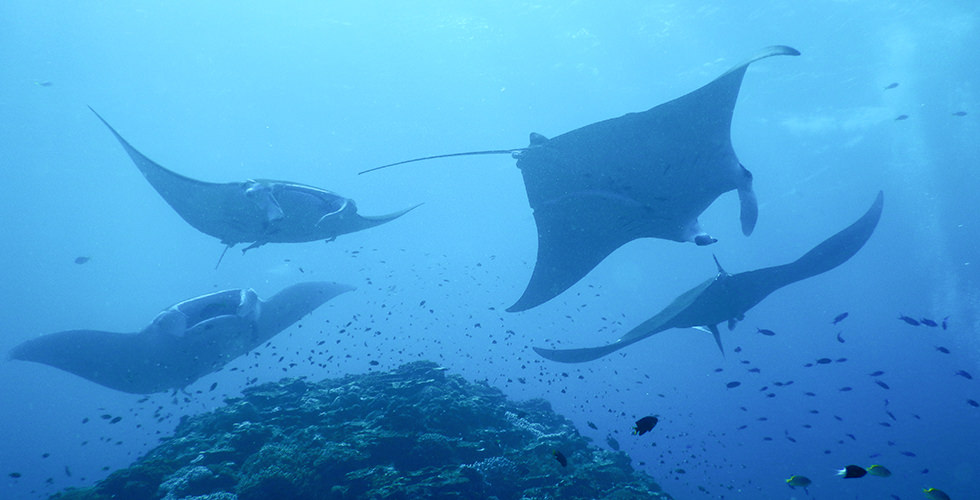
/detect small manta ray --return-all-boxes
[361,46,801,311]
[90,108,419,266]
[8,282,353,393]
[534,191,883,363]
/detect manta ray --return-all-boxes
[533,191,883,363]
[90,108,419,265]
[8,282,353,393]
[361,46,801,311]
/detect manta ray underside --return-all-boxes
[90,108,419,265]
[533,191,883,363]
[8,282,353,393]
[361,46,801,311]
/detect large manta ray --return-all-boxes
[534,191,883,363]
[90,108,419,265]
[361,46,800,311]
[8,282,353,393]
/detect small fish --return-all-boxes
[845,433,856,441]
[875,380,891,390]
[109,416,122,424]
[209,382,218,391]
[836,357,848,363]
[9,472,21,478]
[884,82,899,90]
[606,436,620,451]
[74,256,91,265]
[816,358,833,364]
[955,370,973,380]
[952,111,968,117]
[833,312,849,324]
[866,464,891,477]
[869,370,885,377]
[942,316,949,330]
[35,81,54,87]
[804,392,816,397]
[633,416,659,436]
[879,422,892,427]
[837,465,867,478]
[894,114,909,121]
[967,399,979,408]
[922,487,951,500]
[786,475,812,488]
[921,318,938,327]
[898,315,920,326]
[726,381,741,389]
[935,346,950,354]
[552,449,567,467]
[587,421,598,430]
[757,328,776,336]
[900,451,917,457]
[886,410,897,421]
[836,331,846,343]
[369,360,379,366]
[839,386,853,392]
[748,367,761,373]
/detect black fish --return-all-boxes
[895,114,909,121]
[633,416,659,436]
[942,316,949,330]
[952,111,968,116]
[839,387,853,392]
[869,370,885,377]
[967,399,979,408]
[875,380,890,390]
[366,47,801,311]
[74,256,91,265]
[9,472,21,478]
[109,416,122,424]
[884,82,899,90]
[955,370,973,380]
[587,421,598,430]
[900,451,917,457]
[726,381,742,389]
[552,449,567,467]
[935,346,950,354]
[209,382,218,391]
[816,358,832,364]
[838,465,867,478]
[832,312,849,324]
[898,315,920,326]
[921,318,938,327]
[757,328,776,336]
[836,331,845,343]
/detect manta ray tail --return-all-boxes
[358,150,522,175]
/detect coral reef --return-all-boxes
[51,361,671,500]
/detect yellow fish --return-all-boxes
[923,487,951,500]
[866,464,891,477]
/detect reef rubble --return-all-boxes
[52,361,672,500]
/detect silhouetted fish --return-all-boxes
[869,370,885,377]
[552,449,567,467]
[633,416,659,436]
[74,256,91,265]
[921,318,938,327]
[952,111,967,116]
[875,380,890,390]
[836,331,845,343]
[935,346,950,354]
[894,114,909,121]
[955,370,973,380]
[757,328,776,336]
[832,312,849,324]
[726,381,741,389]
[884,82,899,90]
[898,315,920,326]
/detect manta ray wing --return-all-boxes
[90,108,419,250]
[8,282,354,393]
[508,45,800,311]
[534,191,883,362]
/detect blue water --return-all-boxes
[2,2,978,499]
